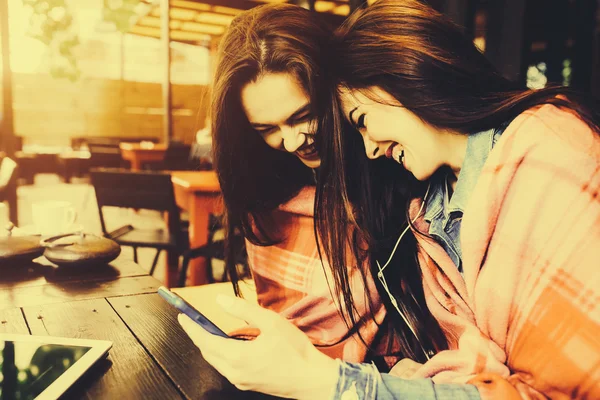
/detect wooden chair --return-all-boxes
[90,168,188,275]
[88,143,129,170]
[177,214,248,286]
[144,140,196,171]
[91,168,247,282]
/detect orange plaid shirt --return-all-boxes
[409,104,600,399]
[244,187,391,363]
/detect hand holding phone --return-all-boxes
[158,286,231,339]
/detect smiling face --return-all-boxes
[339,86,466,181]
[241,72,320,169]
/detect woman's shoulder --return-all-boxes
[277,186,316,217]
[503,103,600,159]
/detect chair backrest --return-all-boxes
[90,168,182,236]
[88,143,126,169]
[90,168,178,210]
[163,141,194,171]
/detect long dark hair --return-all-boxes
[316,0,600,362]
[212,4,333,294]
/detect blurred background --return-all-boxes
[1,0,598,155]
[0,0,598,284]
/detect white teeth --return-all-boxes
[297,135,316,156]
[395,149,405,166]
[391,145,403,163]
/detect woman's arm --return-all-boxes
[179,294,482,400]
[333,361,481,400]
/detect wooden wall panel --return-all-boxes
[2,73,209,146]
[83,113,129,137]
[121,113,164,138]
[173,115,198,142]
[124,80,163,107]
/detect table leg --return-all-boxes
[6,185,18,225]
[186,195,219,286]
[165,251,179,287]
[130,158,142,171]
[164,210,179,287]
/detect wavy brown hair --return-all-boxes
[316,0,600,362]
[212,4,334,294]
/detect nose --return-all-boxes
[281,125,305,153]
[363,137,381,159]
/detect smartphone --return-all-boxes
[158,286,231,339]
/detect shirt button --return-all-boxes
[341,382,359,400]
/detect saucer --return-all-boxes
[15,224,85,238]
[0,232,44,266]
[42,233,121,267]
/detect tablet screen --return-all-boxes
[0,340,91,400]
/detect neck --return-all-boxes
[440,130,468,184]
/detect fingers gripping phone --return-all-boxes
[158,286,231,339]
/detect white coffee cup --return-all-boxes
[32,201,77,236]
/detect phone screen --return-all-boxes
[158,286,231,338]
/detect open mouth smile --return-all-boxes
[295,134,318,159]
[385,143,405,166]
[397,149,405,165]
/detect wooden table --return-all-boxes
[171,171,222,286]
[120,143,167,171]
[0,254,273,399]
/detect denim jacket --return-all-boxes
[424,127,503,271]
[328,126,507,400]
[331,361,481,400]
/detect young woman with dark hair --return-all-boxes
[182,2,399,370]
[180,1,600,399]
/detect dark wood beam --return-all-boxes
[161,0,173,143]
[0,0,15,157]
[181,0,256,11]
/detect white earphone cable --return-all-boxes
[376,183,431,360]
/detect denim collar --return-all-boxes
[425,128,497,221]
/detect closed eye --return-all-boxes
[255,126,276,136]
[356,114,366,129]
[291,113,312,125]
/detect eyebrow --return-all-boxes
[250,103,311,129]
[348,107,358,125]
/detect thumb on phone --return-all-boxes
[178,313,213,344]
[216,295,279,332]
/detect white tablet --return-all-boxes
[0,334,112,400]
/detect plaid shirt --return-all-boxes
[408,104,600,398]
[240,187,392,363]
